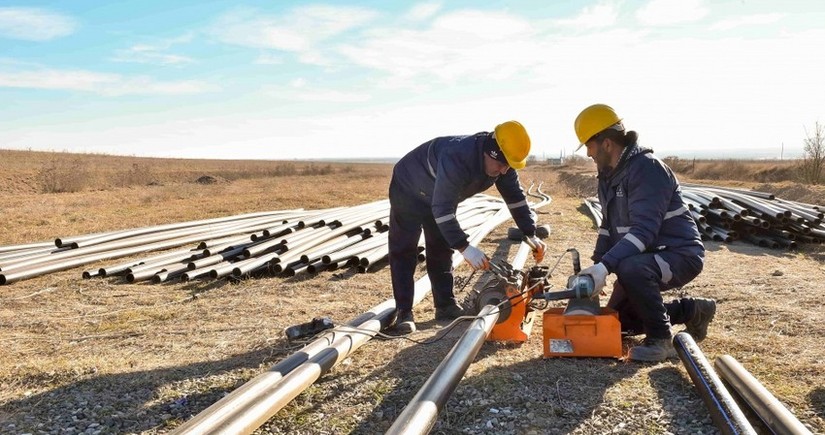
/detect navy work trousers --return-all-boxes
[606,251,704,339]
[388,181,456,313]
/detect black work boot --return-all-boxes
[628,337,677,362]
[394,310,416,335]
[685,298,716,342]
[435,302,464,321]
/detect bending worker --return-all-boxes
[574,104,716,362]
[388,121,546,334]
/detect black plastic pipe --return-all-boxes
[673,332,756,435]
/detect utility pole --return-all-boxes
[780,142,784,160]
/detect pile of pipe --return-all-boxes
[583,183,825,249]
[0,195,506,285]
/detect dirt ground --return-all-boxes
[1,164,824,435]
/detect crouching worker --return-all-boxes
[574,104,716,362]
[388,121,547,334]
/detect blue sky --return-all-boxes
[1,0,824,160]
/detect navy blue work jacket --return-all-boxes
[594,143,704,272]
[391,132,536,250]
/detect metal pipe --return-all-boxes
[0,241,59,253]
[714,355,813,435]
[386,305,500,434]
[58,210,303,249]
[199,234,258,251]
[321,233,389,265]
[125,251,204,275]
[97,246,203,277]
[684,184,775,200]
[0,245,74,263]
[387,241,533,434]
[151,261,193,283]
[188,246,246,271]
[299,232,371,263]
[673,332,756,435]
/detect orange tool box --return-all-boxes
[542,307,623,358]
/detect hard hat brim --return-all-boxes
[508,158,527,170]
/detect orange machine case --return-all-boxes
[542,307,623,358]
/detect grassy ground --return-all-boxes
[0,153,823,434]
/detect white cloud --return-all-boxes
[112,45,194,65]
[407,3,442,21]
[338,10,539,88]
[263,79,371,103]
[0,68,212,96]
[254,52,284,65]
[0,7,76,41]
[552,2,618,29]
[111,33,195,65]
[636,0,708,26]
[710,13,785,31]
[212,5,378,57]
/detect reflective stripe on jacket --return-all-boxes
[391,132,536,250]
[593,143,704,272]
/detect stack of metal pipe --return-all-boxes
[0,195,509,285]
[582,184,825,249]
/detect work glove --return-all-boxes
[526,236,546,263]
[461,245,489,271]
[579,262,608,295]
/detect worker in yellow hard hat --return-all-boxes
[574,104,715,362]
[388,121,547,334]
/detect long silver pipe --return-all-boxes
[58,209,305,249]
[96,246,204,277]
[187,246,247,271]
[0,245,74,263]
[299,232,371,264]
[386,304,499,434]
[0,241,60,253]
[715,355,813,435]
[321,233,389,265]
[150,262,194,284]
[386,241,532,434]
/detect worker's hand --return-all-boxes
[461,246,489,270]
[527,236,546,263]
[579,262,608,294]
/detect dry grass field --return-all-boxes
[1,150,824,435]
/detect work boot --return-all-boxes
[628,337,677,362]
[394,310,416,335]
[685,298,716,342]
[435,302,464,321]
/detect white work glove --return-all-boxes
[527,236,546,263]
[461,245,489,271]
[579,262,609,294]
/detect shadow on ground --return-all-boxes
[0,343,297,433]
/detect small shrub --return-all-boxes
[38,158,90,193]
[563,154,590,167]
[303,164,333,176]
[115,163,155,187]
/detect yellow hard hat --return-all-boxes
[574,104,622,151]
[494,120,531,169]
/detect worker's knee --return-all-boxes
[615,256,659,292]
